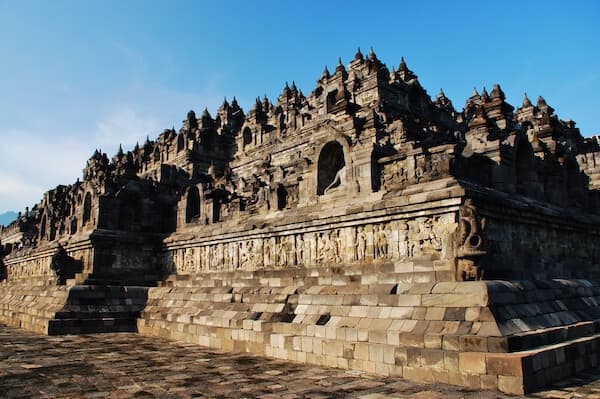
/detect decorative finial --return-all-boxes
[399,56,407,71]
[481,87,489,99]
[537,96,547,107]
[368,46,377,61]
[355,47,363,60]
[490,84,505,100]
[335,57,345,73]
[321,66,330,79]
[522,93,532,107]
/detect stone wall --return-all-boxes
[137,268,600,394]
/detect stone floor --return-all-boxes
[1,324,600,399]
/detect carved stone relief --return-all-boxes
[168,214,458,274]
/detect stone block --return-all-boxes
[403,366,435,383]
[486,355,523,377]
[424,333,442,349]
[369,343,385,363]
[406,348,422,366]
[421,349,444,369]
[459,335,488,352]
[444,351,459,371]
[459,352,486,374]
[497,375,525,395]
[442,334,460,351]
[425,307,446,321]
[394,348,408,366]
[354,342,369,361]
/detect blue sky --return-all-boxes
[1,0,599,213]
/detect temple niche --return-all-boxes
[317,141,346,195]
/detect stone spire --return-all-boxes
[200,108,214,129]
[221,97,230,109]
[489,84,505,101]
[254,97,263,113]
[368,47,378,62]
[397,56,417,81]
[434,88,455,114]
[522,93,532,107]
[185,110,198,131]
[262,95,271,112]
[321,66,330,81]
[481,87,489,101]
[354,47,363,61]
[335,57,346,74]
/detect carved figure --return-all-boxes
[374,225,389,259]
[398,221,409,259]
[324,166,346,193]
[295,235,304,265]
[278,236,288,266]
[333,230,342,262]
[455,199,487,281]
[355,226,367,261]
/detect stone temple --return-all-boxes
[2,49,600,395]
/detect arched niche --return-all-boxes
[185,186,201,223]
[317,141,346,195]
[277,184,288,210]
[82,193,92,225]
[176,133,185,152]
[40,214,47,241]
[242,127,252,148]
[514,138,537,195]
[70,217,78,235]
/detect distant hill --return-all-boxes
[0,211,18,227]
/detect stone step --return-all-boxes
[54,310,141,319]
[66,272,91,286]
[47,317,138,335]
[159,270,443,288]
[502,320,600,352]
[159,260,442,286]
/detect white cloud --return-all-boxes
[0,88,224,213]
[95,104,161,153]
[0,131,89,212]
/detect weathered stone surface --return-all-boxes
[1,50,600,395]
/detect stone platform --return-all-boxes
[0,279,148,335]
[136,266,600,395]
[4,323,600,399]
[3,51,600,397]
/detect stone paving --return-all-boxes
[1,324,600,399]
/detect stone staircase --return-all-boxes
[67,272,162,287]
[47,285,149,335]
[137,263,600,395]
[0,276,149,335]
